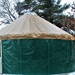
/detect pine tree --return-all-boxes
[15,0,36,16]
[32,0,70,25]
[15,0,70,27]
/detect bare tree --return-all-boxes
[0,0,18,25]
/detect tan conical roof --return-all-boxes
[0,14,74,40]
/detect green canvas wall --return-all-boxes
[2,39,75,74]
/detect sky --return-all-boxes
[61,0,75,15]
[61,0,75,4]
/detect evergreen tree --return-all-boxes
[32,0,70,25]
[15,0,70,27]
[15,0,36,16]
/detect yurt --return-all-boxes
[0,14,75,74]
